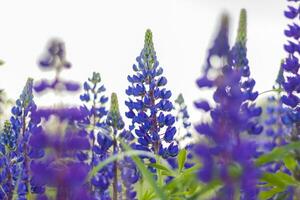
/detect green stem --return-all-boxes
[21,111,31,197]
[259,88,282,96]
[112,129,118,200]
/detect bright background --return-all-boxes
[0,0,287,123]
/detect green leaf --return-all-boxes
[140,190,156,200]
[255,141,300,166]
[177,149,187,172]
[148,163,175,177]
[283,154,297,172]
[181,164,201,175]
[187,180,222,200]
[261,173,286,188]
[148,163,172,172]
[259,187,285,200]
[275,172,298,186]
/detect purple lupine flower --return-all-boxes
[194,10,261,200]
[12,79,45,198]
[0,78,44,199]
[79,72,113,199]
[0,121,18,200]
[125,29,178,170]
[229,9,262,135]
[282,0,300,113]
[34,39,80,93]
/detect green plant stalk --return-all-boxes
[112,129,118,200]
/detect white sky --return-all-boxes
[0,0,287,123]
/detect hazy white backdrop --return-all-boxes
[0,0,287,123]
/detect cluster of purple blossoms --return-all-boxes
[0,120,18,200]
[80,72,138,200]
[125,29,178,170]
[79,72,112,199]
[0,78,43,199]
[194,10,262,200]
[281,0,300,118]
[34,39,80,93]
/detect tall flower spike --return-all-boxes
[231,9,263,135]
[281,0,300,123]
[34,39,80,93]
[7,78,43,199]
[194,11,261,199]
[125,29,178,169]
[79,72,111,199]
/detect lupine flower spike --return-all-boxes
[0,78,42,199]
[195,10,261,200]
[281,0,300,126]
[79,72,112,199]
[125,30,178,175]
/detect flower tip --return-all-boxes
[110,92,119,113]
[27,77,34,84]
[236,8,247,45]
[89,72,101,84]
[175,93,184,105]
[144,29,154,48]
[276,59,285,85]
[220,12,230,27]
